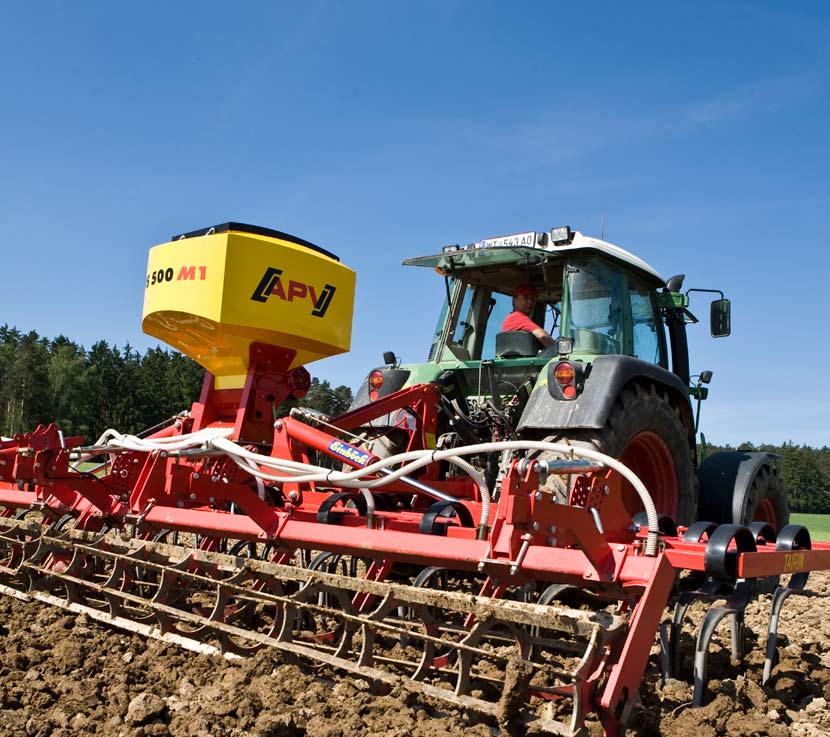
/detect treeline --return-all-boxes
[704,441,830,514]
[0,325,353,442]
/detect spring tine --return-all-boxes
[730,610,745,663]
[668,597,692,679]
[658,622,672,683]
[692,580,755,706]
[762,573,809,684]
[692,606,732,706]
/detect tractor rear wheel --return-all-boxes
[544,383,696,526]
[745,465,788,530]
[697,451,789,531]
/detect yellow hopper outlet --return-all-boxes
[141,223,355,389]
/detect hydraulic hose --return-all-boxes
[209,437,659,555]
[82,429,659,556]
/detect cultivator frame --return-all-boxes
[0,350,828,737]
[0,222,827,736]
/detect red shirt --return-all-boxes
[501,311,542,333]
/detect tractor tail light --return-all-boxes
[369,371,384,390]
[553,361,579,401]
[368,370,384,401]
[554,362,575,385]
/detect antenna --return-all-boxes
[600,213,605,240]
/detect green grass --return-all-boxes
[790,513,830,542]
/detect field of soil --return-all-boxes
[1,571,829,737]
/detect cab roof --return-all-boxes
[403,230,665,288]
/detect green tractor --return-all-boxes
[351,226,788,530]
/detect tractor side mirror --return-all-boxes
[710,299,731,337]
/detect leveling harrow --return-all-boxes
[0,223,826,736]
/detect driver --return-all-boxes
[501,283,554,348]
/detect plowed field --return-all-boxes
[1,572,829,737]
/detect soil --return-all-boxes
[1,572,829,737]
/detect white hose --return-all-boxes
[445,455,490,530]
[209,437,659,555]
[84,429,660,556]
[92,427,234,453]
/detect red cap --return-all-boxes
[514,283,535,297]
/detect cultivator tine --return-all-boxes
[762,524,812,684]
[691,579,754,706]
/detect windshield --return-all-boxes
[565,259,625,355]
[564,256,667,365]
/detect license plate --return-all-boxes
[479,231,537,249]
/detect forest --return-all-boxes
[0,324,827,513]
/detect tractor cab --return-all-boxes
[405,227,671,373]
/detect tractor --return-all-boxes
[351,225,788,532]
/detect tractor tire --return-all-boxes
[697,452,789,532]
[539,383,696,526]
[743,465,789,530]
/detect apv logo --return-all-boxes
[250,267,336,318]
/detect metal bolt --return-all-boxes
[617,544,625,551]
[34,463,40,468]
[477,562,485,572]
[529,521,539,531]
[603,485,610,495]
[274,420,283,430]
[548,525,557,533]
[189,493,197,500]
[288,490,299,502]
[192,473,200,480]
[133,459,139,464]
[534,491,543,501]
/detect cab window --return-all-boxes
[565,259,625,355]
[629,277,666,366]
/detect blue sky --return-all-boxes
[1,2,828,447]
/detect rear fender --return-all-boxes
[517,354,693,437]
[349,367,412,411]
